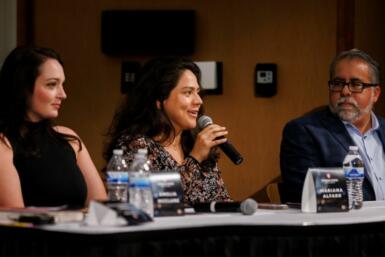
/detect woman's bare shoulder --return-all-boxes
[0,134,12,150]
[53,125,78,137]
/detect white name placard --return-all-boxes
[301,168,348,213]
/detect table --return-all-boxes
[2,201,385,257]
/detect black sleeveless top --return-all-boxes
[7,121,87,207]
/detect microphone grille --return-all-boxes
[240,198,258,215]
[198,115,213,129]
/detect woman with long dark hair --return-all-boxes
[0,46,106,207]
[105,57,231,203]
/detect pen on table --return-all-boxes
[6,221,34,228]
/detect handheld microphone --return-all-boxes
[197,115,244,165]
[192,198,258,215]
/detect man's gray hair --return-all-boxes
[329,49,381,84]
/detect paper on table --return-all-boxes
[84,201,127,226]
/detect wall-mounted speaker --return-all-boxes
[102,10,196,55]
[194,61,223,95]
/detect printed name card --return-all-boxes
[301,168,348,213]
[150,171,184,216]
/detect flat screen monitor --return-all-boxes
[101,10,195,55]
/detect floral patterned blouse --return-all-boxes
[115,133,231,203]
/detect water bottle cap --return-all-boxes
[113,149,124,155]
[349,146,359,151]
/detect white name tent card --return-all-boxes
[301,168,348,213]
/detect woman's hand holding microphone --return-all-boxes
[189,124,228,163]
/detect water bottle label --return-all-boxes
[107,171,129,183]
[130,177,151,188]
[344,167,364,179]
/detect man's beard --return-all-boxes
[329,96,373,123]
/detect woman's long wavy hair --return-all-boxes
[0,46,81,156]
[104,56,218,165]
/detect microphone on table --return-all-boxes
[197,115,244,165]
[192,198,258,215]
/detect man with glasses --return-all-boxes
[280,49,385,204]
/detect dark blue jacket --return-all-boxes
[280,107,385,203]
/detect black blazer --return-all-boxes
[279,107,385,203]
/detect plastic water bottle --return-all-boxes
[106,149,129,202]
[343,146,364,209]
[129,148,154,218]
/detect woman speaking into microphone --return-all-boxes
[104,57,231,203]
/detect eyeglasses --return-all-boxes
[328,80,378,93]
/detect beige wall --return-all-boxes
[32,0,336,201]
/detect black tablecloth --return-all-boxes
[1,221,385,257]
